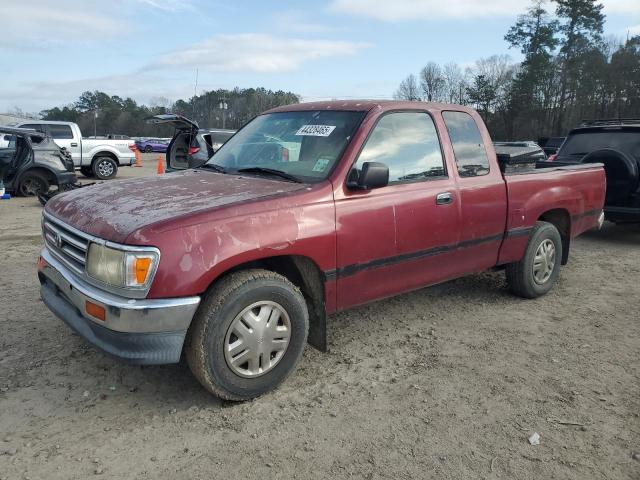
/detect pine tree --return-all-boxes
[554,0,605,132]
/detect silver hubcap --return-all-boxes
[98,160,114,177]
[224,301,291,378]
[533,239,556,284]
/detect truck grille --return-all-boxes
[43,216,90,275]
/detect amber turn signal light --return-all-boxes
[85,301,106,321]
[134,257,152,285]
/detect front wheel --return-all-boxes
[506,221,563,298]
[92,157,118,180]
[185,269,309,401]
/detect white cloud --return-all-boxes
[0,1,122,48]
[602,1,640,15]
[0,0,192,48]
[148,33,370,73]
[328,0,640,21]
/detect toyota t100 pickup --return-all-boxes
[38,101,606,400]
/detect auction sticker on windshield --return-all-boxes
[295,125,336,137]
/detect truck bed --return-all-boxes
[497,162,605,265]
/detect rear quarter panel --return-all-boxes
[498,165,605,264]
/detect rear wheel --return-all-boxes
[506,221,563,298]
[186,269,309,401]
[92,157,118,180]
[17,171,50,197]
[145,146,153,153]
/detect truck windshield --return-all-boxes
[206,110,365,182]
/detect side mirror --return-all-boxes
[348,162,389,190]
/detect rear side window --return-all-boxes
[48,124,74,139]
[211,132,234,144]
[354,112,446,183]
[442,111,490,177]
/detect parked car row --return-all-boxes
[9,120,136,180]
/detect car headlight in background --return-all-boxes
[86,243,159,289]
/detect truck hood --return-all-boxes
[45,170,305,243]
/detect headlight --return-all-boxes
[86,243,159,289]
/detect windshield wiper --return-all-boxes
[198,163,227,173]
[236,167,302,183]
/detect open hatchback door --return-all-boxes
[146,114,201,171]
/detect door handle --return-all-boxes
[436,192,453,205]
[70,143,78,147]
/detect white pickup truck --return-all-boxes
[9,121,136,179]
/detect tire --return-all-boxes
[145,146,153,153]
[185,269,309,401]
[80,166,93,178]
[506,221,563,299]
[92,156,118,180]
[17,171,50,197]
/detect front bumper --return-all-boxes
[38,248,200,364]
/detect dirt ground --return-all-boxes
[1,154,639,479]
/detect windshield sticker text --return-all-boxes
[295,125,336,137]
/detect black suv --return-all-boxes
[553,120,640,224]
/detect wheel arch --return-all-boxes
[203,254,328,352]
[91,151,119,164]
[16,166,57,188]
[538,208,571,264]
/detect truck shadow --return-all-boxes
[581,221,640,246]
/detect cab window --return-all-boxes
[442,111,490,177]
[353,112,446,184]
[48,124,74,139]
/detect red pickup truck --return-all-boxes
[38,101,605,400]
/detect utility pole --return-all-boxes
[94,110,98,137]
[218,97,228,129]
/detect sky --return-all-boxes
[2,0,639,113]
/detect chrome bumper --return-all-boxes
[38,247,200,364]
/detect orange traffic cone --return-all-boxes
[134,149,142,167]
[156,154,165,175]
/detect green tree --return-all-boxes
[466,75,497,115]
[505,0,559,137]
[554,0,605,132]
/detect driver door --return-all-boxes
[334,111,461,309]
